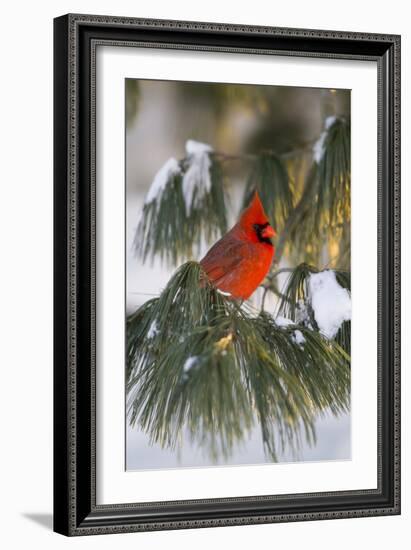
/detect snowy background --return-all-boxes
[125,79,351,470]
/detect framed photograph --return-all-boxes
[53,14,401,536]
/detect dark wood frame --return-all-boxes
[53,13,401,536]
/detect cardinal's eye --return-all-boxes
[253,222,268,233]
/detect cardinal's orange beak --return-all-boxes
[261,225,276,239]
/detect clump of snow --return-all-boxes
[145,157,181,205]
[182,140,213,215]
[183,356,199,372]
[292,329,306,347]
[182,356,200,381]
[313,133,327,164]
[186,139,213,156]
[312,116,337,163]
[274,316,306,348]
[146,320,159,339]
[308,270,351,339]
[274,316,294,328]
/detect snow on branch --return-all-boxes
[274,315,306,348]
[277,263,351,353]
[284,116,351,266]
[308,270,351,339]
[182,140,213,215]
[144,157,181,206]
[126,261,350,461]
[135,140,227,265]
[312,115,337,163]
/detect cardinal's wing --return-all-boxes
[200,237,250,286]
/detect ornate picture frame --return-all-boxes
[53,14,400,536]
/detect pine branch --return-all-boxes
[242,153,294,232]
[135,152,227,265]
[277,263,351,355]
[274,164,319,263]
[315,117,351,228]
[275,117,351,266]
[135,118,350,270]
[127,262,350,461]
[211,139,318,163]
[260,268,295,311]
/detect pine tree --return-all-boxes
[127,91,351,462]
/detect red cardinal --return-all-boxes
[200,192,276,300]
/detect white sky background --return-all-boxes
[125,79,350,470]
